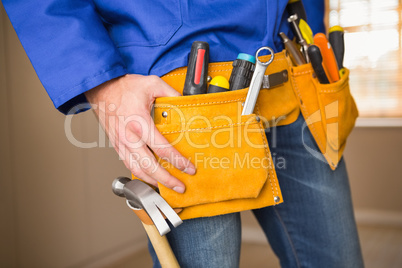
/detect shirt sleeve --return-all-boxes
[2,0,128,114]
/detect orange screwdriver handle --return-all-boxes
[313,33,340,83]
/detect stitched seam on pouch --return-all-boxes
[255,104,278,198]
[208,69,232,73]
[163,72,187,77]
[293,70,314,76]
[261,125,277,198]
[319,85,347,93]
[266,57,287,63]
[320,89,341,93]
[155,97,246,108]
[291,74,325,151]
[163,68,233,77]
[159,120,257,134]
[209,63,232,68]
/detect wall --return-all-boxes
[346,126,402,224]
[0,5,16,267]
[0,6,147,268]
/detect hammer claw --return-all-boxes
[113,178,183,236]
[154,196,183,228]
[142,198,172,236]
[113,177,181,267]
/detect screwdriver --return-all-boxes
[229,53,256,91]
[313,33,339,83]
[288,14,310,63]
[299,19,314,45]
[208,76,230,93]
[286,0,307,25]
[308,45,329,84]
[183,41,209,95]
[329,26,346,78]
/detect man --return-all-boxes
[2,1,364,267]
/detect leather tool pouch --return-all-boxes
[290,64,358,170]
[151,87,283,220]
[132,50,358,221]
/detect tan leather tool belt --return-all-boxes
[133,50,358,220]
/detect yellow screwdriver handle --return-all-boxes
[299,19,314,45]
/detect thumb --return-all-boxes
[151,76,182,98]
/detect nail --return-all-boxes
[183,166,196,175]
[173,186,185,194]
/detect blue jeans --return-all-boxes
[149,114,364,268]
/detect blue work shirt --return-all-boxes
[2,0,324,114]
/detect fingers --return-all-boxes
[146,79,196,173]
[92,74,194,194]
[148,121,196,175]
[122,143,186,193]
[126,111,196,175]
[116,117,189,193]
[139,146,186,193]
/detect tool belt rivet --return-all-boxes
[162,111,168,118]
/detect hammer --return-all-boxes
[112,177,182,268]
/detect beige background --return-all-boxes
[1,5,402,268]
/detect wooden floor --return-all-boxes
[108,225,402,268]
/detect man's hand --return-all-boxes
[85,74,195,193]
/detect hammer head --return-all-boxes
[112,177,131,197]
[287,14,298,23]
[112,177,183,236]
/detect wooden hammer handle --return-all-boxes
[143,223,180,268]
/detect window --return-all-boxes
[327,0,402,117]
